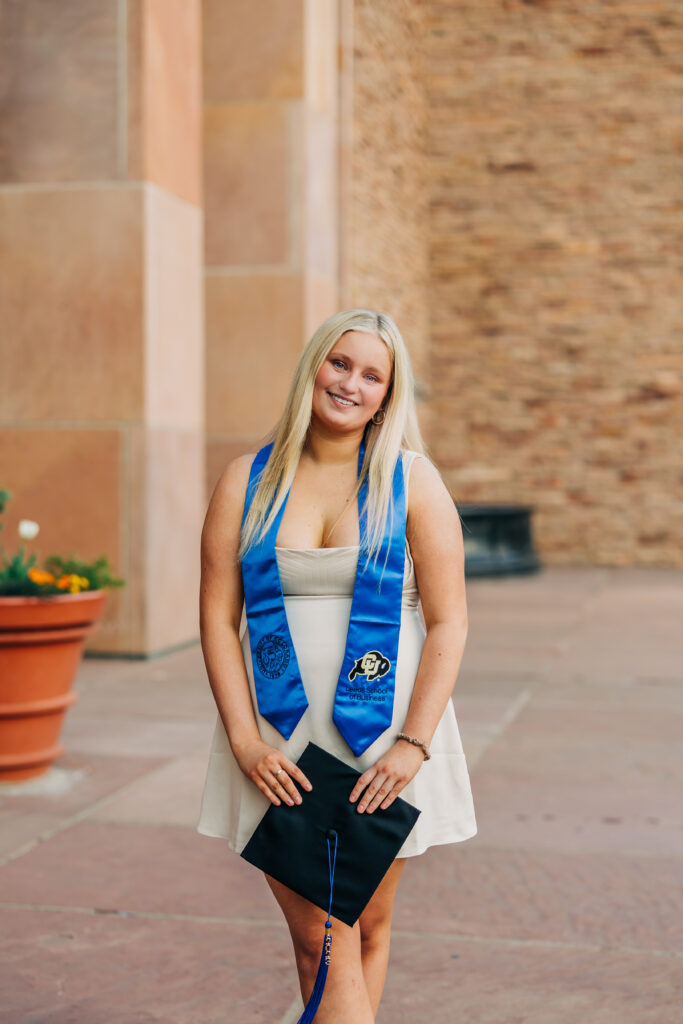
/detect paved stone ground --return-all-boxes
[1,567,682,1023]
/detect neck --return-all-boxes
[303,420,365,466]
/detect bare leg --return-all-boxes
[265,873,375,1023]
[358,857,407,1014]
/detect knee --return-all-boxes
[359,913,392,955]
[293,927,327,983]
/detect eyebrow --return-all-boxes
[331,352,388,377]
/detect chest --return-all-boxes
[275,464,361,549]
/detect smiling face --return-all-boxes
[311,331,393,435]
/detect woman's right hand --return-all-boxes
[234,739,312,807]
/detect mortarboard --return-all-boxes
[241,742,420,1022]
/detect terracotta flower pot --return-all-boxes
[0,590,108,782]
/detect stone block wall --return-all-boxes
[425,1,683,565]
[203,0,340,490]
[0,0,205,653]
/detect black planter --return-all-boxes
[456,503,542,578]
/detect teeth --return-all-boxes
[331,393,355,406]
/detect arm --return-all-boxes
[349,455,468,813]
[396,455,468,745]
[199,455,311,806]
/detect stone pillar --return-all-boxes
[0,0,205,654]
[202,0,340,485]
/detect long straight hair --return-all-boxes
[239,308,426,562]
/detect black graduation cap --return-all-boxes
[241,742,421,1023]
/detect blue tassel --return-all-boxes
[296,831,338,1024]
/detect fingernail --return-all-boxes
[295,796,302,805]
[358,804,365,812]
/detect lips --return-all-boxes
[328,391,358,407]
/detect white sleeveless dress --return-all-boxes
[196,451,477,858]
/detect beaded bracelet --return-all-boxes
[397,732,431,761]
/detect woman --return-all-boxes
[197,308,477,1022]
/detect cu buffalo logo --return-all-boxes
[348,650,390,683]
[256,633,290,679]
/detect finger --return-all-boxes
[266,770,296,806]
[380,787,402,811]
[282,759,313,792]
[357,773,389,814]
[350,768,377,804]
[364,778,394,815]
[272,768,302,805]
[254,776,281,806]
[257,762,290,802]
[280,763,310,795]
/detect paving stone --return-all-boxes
[455,669,544,696]
[545,578,683,686]
[472,710,683,810]
[1,907,297,1024]
[0,752,166,818]
[459,643,560,680]
[0,754,165,864]
[0,821,279,922]
[470,768,683,856]
[86,746,212,828]
[452,694,535,729]
[458,734,495,770]
[394,842,683,954]
[464,567,683,688]
[61,714,211,758]
[530,679,683,715]
[76,647,216,721]
[466,568,609,606]
[451,691,537,769]
[0,809,65,863]
[466,616,572,654]
[378,933,683,1024]
[509,704,683,743]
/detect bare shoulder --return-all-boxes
[201,452,257,556]
[215,452,256,500]
[404,452,462,544]
[404,452,452,510]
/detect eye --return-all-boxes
[331,358,345,369]
[365,374,380,383]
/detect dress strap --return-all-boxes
[401,450,425,507]
[401,451,426,588]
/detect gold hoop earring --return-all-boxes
[371,408,386,426]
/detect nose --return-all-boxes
[339,369,362,394]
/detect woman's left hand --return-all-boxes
[349,740,427,814]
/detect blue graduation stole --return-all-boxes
[240,441,407,757]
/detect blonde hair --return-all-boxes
[239,308,426,562]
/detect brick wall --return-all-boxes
[425,1,683,565]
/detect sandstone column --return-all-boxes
[0,0,204,654]
[202,0,340,485]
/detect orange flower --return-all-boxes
[56,574,91,594]
[28,569,55,585]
